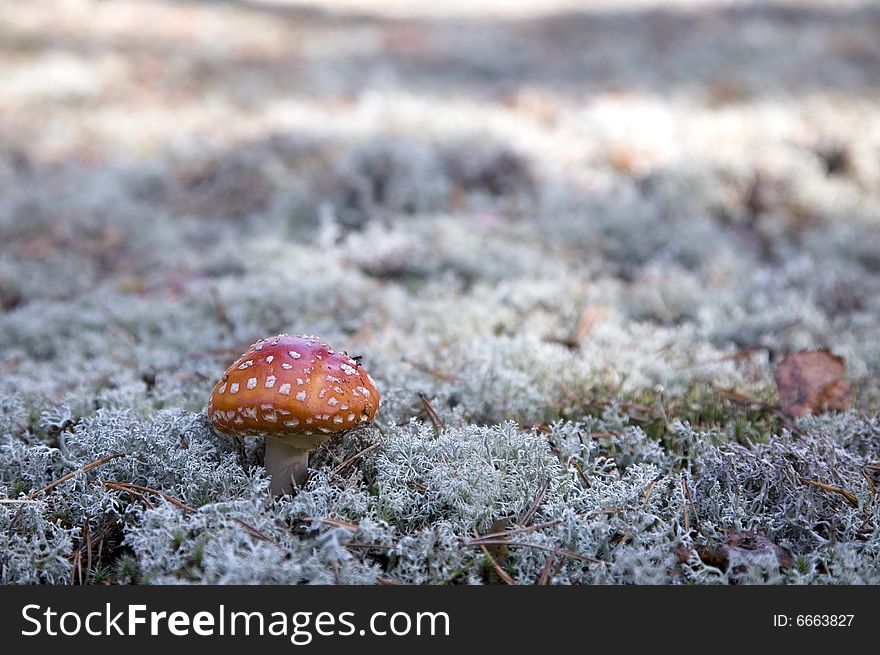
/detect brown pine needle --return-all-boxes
[467,518,564,544]
[83,519,92,584]
[681,475,700,528]
[862,469,877,497]
[478,542,517,585]
[332,443,381,476]
[463,539,601,564]
[231,518,282,546]
[642,474,664,505]
[30,453,126,498]
[536,548,560,585]
[298,516,361,532]
[102,481,195,512]
[799,477,859,508]
[471,527,515,585]
[418,393,445,430]
[521,480,549,527]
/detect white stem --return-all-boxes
[264,438,309,495]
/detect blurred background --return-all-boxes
[2,0,880,409]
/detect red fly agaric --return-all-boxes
[208,334,380,494]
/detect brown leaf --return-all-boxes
[699,531,793,576]
[774,350,850,417]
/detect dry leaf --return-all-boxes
[774,349,850,417]
[698,531,793,575]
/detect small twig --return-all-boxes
[521,479,549,527]
[30,453,126,498]
[71,548,82,586]
[418,393,445,430]
[862,469,878,497]
[297,516,360,532]
[331,443,381,476]
[681,475,700,529]
[462,539,601,564]
[102,481,195,513]
[799,477,859,508]
[642,474,664,506]
[473,527,515,585]
[478,542,516,585]
[536,548,560,586]
[231,518,282,547]
[467,518,563,543]
[84,519,92,584]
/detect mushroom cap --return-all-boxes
[207,334,380,449]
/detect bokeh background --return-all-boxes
[1,0,879,584]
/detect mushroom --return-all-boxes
[207,334,380,495]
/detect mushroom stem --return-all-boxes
[264,437,309,495]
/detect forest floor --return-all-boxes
[1,0,879,584]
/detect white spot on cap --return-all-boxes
[265,375,276,388]
[289,350,301,359]
[242,408,257,420]
[340,404,349,410]
[238,360,254,370]
[281,363,292,370]
[328,397,339,406]
[340,364,357,376]
[284,419,300,428]
[230,383,240,394]
[295,390,307,401]
[334,386,344,395]
[367,374,376,385]
[247,377,257,390]
[347,413,356,422]
[357,386,371,398]
[326,375,342,383]
[218,382,227,394]
[333,416,343,424]
[318,427,331,433]
[265,355,274,363]
[260,404,274,410]
[264,412,278,423]
[278,383,291,395]
[319,388,326,398]
[296,378,304,385]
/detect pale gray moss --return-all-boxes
[1,0,879,585]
